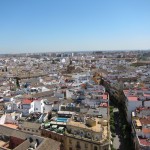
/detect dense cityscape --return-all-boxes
[1,0,150,149]
[0,50,149,150]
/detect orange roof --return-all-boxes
[139,137,150,146]
[2,124,18,129]
[100,102,108,107]
[144,94,150,97]
[143,128,150,134]
[128,96,138,101]
[22,99,32,104]
[123,90,129,92]
[103,94,108,100]
[142,88,149,91]
[123,90,129,94]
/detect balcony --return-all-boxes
[65,130,109,144]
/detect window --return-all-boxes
[60,139,63,143]
[54,137,57,141]
[76,141,80,149]
[85,143,88,148]
[80,131,84,135]
[69,139,72,144]
[94,146,98,150]
[36,139,39,146]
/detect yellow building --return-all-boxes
[64,117,109,150]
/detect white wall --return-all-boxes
[34,100,41,112]
[54,91,64,99]
[5,115,17,124]
[41,99,53,113]
[66,89,74,99]
[127,101,142,123]
[144,101,150,107]
[29,100,41,113]
[44,104,52,113]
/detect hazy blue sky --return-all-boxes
[0,0,150,53]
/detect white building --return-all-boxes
[124,89,150,123]
[29,99,53,114]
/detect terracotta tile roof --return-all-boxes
[14,139,30,150]
[0,125,57,150]
[100,103,108,107]
[144,94,150,97]
[127,96,138,101]
[36,138,60,150]
[142,128,150,134]
[2,123,18,129]
[22,99,32,105]
[140,116,150,125]
[103,94,108,100]
[139,137,150,146]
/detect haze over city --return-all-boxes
[0,0,150,54]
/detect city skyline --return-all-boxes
[0,0,150,53]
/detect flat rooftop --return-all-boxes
[67,118,103,132]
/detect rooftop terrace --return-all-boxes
[67,117,106,133]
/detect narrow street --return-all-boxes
[113,108,125,150]
[113,108,120,149]
[107,86,134,150]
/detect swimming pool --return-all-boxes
[56,117,68,122]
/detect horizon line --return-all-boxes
[0,49,150,55]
